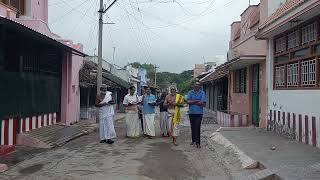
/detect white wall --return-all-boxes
[266,39,320,118]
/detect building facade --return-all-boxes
[0,0,84,147]
[257,0,320,147]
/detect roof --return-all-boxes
[0,17,86,57]
[80,61,130,89]
[260,0,305,29]
[200,68,228,83]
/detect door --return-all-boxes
[252,65,259,126]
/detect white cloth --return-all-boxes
[168,109,180,137]
[99,91,114,117]
[99,115,116,140]
[123,93,142,105]
[98,92,116,140]
[143,114,156,136]
[160,112,169,135]
[125,112,140,137]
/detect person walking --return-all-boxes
[187,81,206,148]
[142,87,157,139]
[157,91,169,137]
[123,86,142,138]
[164,86,184,145]
[95,85,116,144]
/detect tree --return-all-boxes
[129,62,193,94]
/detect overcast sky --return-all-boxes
[48,0,260,72]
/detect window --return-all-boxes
[287,63,299,86]
[235,68,246,93]
[0,0,25,15]
[302,23,316,44]
[301,59,316,86]
[291,48,309,59]
[275,36,286,53]
[288,31,299,49]
[275,65,286,87]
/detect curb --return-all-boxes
[210,132,259,169]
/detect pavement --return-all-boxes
[0,110,233,180]
[210,127,320,180]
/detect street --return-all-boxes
[0,113,232,180]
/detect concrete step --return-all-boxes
[239,169,280,180]
[18,124,87,148]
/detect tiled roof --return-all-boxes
[260,0,305,28]
[200,68,228,83]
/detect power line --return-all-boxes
[67,0,96,37]
[49,0,92,25]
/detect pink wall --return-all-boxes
[228,67,252,125]
[30,0,48,23]
[60,43,84,125]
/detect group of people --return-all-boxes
[96,81,206,148]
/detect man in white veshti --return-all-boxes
[95,85,116,144]
[123,86,142,137]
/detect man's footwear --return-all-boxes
[196,144,201,148]
[106,139,114,144]
[161,133,165,137]
[190,142,195,145]
[100,140,107,143]
[147,136,153,139]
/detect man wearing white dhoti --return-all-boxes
[142,87,157,139]
[95,85,116,144]
[123,86,142,138]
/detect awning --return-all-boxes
[103,72,130,89]
[200,68,229,83]
[0,17,86,57]
[227,55,266,70]
[257,0,320,39]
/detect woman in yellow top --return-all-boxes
[164,86,184,146]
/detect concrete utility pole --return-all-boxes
[97,0,118,94]
[154,64,159,88]
[112,47,116,63]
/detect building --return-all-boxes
[0,0,85,148]
[193,64,206,78]
[226,4,267,127]
[257,0,320,147]
[200,3,267,128]
[80,56,130,119]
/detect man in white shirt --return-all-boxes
[123,86,142,137]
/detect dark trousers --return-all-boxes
[189,114,203,145]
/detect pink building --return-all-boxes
[201,3,268,128]
[0,0,85,150]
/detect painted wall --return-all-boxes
[228,67,252,125]
[26,0,48,23]
[266,39,320,120]
[60,44,84,125]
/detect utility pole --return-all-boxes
[154,64,159,88]
[97,0,118,94]
[112,47,116,63]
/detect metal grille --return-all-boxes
[275,37,286,53]
[287,63,299,86]
[301,59,316,86]
[288,31,299,49]
[235,68,246,93]
[252,65,259,92]
[302,23,316,44]
[275,65,285,87]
